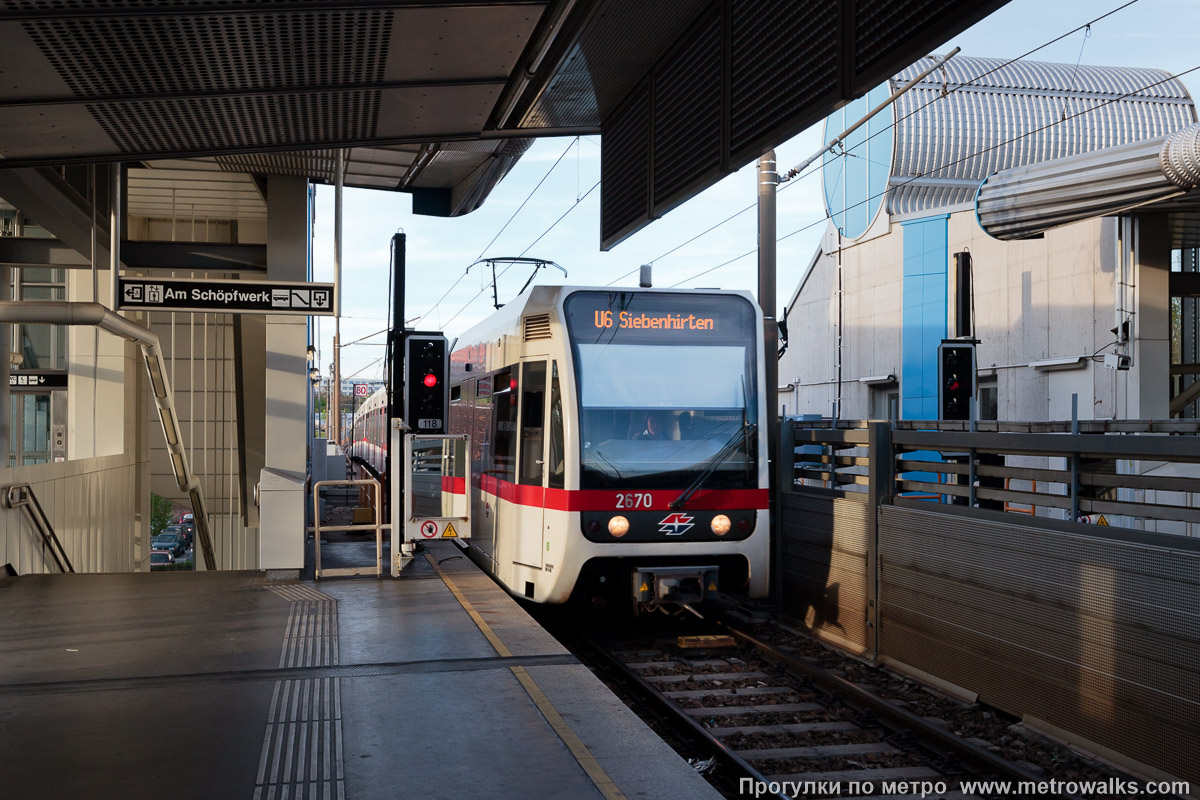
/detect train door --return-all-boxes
[512,358,547,568]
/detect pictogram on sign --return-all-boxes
[420,520,438,538]
[441,522,458,538]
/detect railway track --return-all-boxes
[574,624,1071,800]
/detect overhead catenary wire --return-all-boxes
[608,1,1141,288]
[671,60,1198,289]
[414,136,579,326]
[441,180,600,330]
[798,0,1143,180]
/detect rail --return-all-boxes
[4,484,73,573]
[311,478,385,579]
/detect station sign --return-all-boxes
[9,370,68,390]
[117,277,335,316]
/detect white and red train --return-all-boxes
[349,285,770,609]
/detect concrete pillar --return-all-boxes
[67,269,125,459]
[259,175,310,572]
[1132,215,1171,420]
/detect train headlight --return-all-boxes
[608,515,629,537]
[711,514,731,536]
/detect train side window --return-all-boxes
[518,361,546,486]
[465,378,488,474]
[548,361,564,489]
[490,368,517,481]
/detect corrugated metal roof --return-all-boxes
[882,55,1196,217]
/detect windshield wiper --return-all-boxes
[669,423,756,510]
[590,448,623,479]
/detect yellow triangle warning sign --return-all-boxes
[1096,515,1109,526]
[639,582,649,593]
[707,582,717,592]
[442,522,459,538]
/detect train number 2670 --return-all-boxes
[615,492,653,509]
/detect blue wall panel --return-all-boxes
[900,216,948,420]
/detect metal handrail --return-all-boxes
[4,484,74,573]
[312,478,384,579]
[0,301,217,570]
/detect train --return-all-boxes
[348,284,770,611]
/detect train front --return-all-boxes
[561,289,769,613]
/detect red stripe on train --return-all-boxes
[474,474,767,511]
[440,476,467,495]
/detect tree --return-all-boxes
[150,493,174,535]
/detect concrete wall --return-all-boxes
[2,274,148,573]
[779,210,1169,423]
[0,454,140,574]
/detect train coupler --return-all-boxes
[633,565,720,608]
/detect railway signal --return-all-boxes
[403,334,449,432]
[938,340,976,421]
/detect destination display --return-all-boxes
[592,309,716,331]
[564,290,757,346]
[118,277,335,316]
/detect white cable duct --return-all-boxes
[977,123,1200,240]
[0,301,218,570]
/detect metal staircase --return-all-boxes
[4,484,74,573]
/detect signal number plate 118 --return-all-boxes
[417,418,441,430]
[615,492,652,509]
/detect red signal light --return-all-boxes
[423,373,438,388]
[948,380,960,391]
[510,378,518,392]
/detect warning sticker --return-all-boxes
[441,522,459,538]
[1096,515,1109,526]
[420,520,438,538]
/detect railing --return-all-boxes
[311,479,386,579]
[3,484,74,573]
[783,417,1200,530]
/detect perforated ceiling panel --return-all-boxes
[653,10,722,212]
[596,0,1011,249]
[729,0,838,159]
[22,9,389,154]
[601,88,650,249]
[22,10,390,95]
[853,0,1004,93]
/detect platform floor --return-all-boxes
[0,542,721,800]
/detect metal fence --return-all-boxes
[777,418,1200,787]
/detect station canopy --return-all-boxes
[0,0,1008,241]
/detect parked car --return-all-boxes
[164,524,191,549]
[152,532,186,557]
[150,550,174,570]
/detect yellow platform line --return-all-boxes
[426,553,626,800]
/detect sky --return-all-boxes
[311,0,1200,382]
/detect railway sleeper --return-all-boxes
[708,721,860,737]
[739,742,900,760]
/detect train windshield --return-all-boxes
[564,291,759,490]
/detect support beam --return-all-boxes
[0,238,267,273]
[0,166,116,269]
[1170,271,1200,297]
